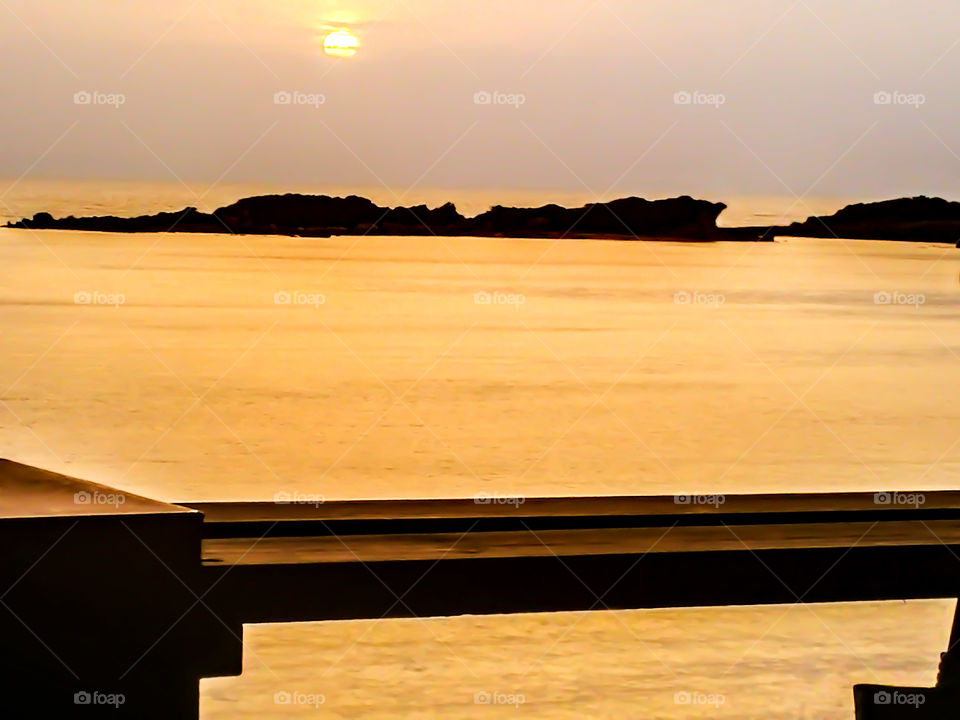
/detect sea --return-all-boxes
[1,178,958,718]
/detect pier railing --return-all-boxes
[2,459,959,718]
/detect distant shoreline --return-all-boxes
[7,193,960,244]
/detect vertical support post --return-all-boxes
[937,599,960,688]
[0,461,242,719]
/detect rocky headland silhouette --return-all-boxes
[778,196,960,243]
[7,194,960,243]
[5,194,748,240]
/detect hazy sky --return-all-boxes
[2,0,960,199]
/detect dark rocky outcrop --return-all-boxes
[11,193,960,243]
[6,207,222,234]
[463,196,728,238]
[5,193,756,241]
[779,196,960,243]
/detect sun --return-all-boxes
[323,29,358,58]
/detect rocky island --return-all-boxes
[7,193,960,244]
[777,196,960,243]
[5,194,755,241]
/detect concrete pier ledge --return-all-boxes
[0,460,241,719]
[3,459,960,719]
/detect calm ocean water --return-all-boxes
[1,179,957,718]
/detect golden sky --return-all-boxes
[1,0,959,199]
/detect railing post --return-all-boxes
[0,460,242,719]
[853,599,960,719]
[936,599,960,688]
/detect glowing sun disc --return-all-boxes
[324,29,358,58]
